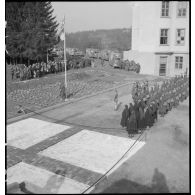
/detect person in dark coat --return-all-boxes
[128,103,134,118]
[127,109,137,137]
[149,104,155,126]
[145,102,153,128]
[150,102,155,123]
[138,103,145,131]
[153,101,158,122]
[140,99,147,129]
[120,105,129,128]
[133,100,140,131]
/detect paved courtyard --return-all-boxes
[6,84,189,193]
[7,119,145,193]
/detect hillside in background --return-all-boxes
[58,28,131,52]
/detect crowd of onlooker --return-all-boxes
[9,57,94,81]
[10,61,65,81]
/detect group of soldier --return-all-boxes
[10,61,65,81]
[120,74,189,137]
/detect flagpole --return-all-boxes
[63,15,67,100]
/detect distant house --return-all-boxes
[86,48,100,58]
[124,1,189,76]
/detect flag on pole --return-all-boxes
[5,21,8,54]
[59,15,68,99]
[59,18,65,40]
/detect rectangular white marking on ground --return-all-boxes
[7,162,90,194]
[107,140,145,176]
[7,118,70,149]
[39,130,145,174]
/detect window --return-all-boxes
[176,29,185,45]
[177,1,187,17]
[160,29,169,45]
[159,56,167,76]
[161,1,169,17]
[175,56,183,69]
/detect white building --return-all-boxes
[124,1,189,76]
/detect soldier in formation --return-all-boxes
[9,61,64,81]
[9,57,92,81]
[121,74,189,137]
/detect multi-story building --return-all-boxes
[123,1,189,76]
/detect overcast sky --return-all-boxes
[51,2,132,33]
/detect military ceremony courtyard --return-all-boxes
[5,1,190,194]
[6,73,189,193]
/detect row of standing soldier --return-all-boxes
[121,74,189,137]
[10,61,64,81]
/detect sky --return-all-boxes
[51,2,132,33]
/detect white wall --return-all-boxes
[129,1,189,76]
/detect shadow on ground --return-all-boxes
[100,168,169,193]
[171,125,188,147]
[8,169,66,194]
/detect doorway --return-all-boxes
[159,56,167,76]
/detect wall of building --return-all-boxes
[155,1,189,53]
[131,2,159,52]
[129,1,189,76]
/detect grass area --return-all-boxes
[6,67,123,119]
[6,65,164,119]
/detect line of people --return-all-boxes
[120,74,189,137]
[10,61,65,81]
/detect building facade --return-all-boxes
[123,1,189,76]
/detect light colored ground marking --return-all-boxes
[7,162,91,194]
[7,118,70,149]
[39,130,145,175]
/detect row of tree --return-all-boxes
[6,2,59,65]
[58,28,132,52]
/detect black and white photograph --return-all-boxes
[5,1,190,194]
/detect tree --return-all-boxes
[6,1,59,64]
[33,2,58,61]
[6,2,26,62]
[64,28,131,52]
